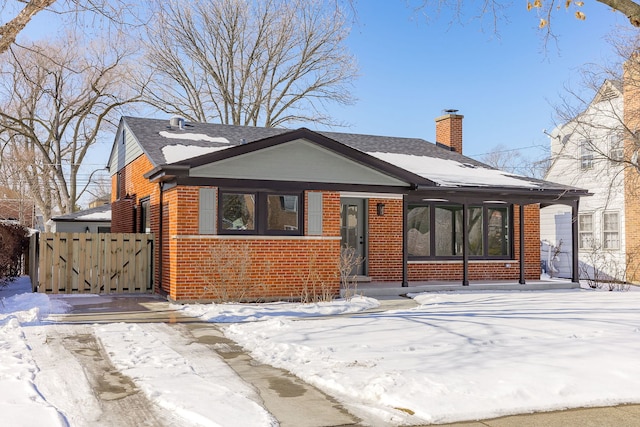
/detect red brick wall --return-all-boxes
[110,197,136,233]
[367,198,403,281]
[168,238,340,301]
[163,189,341,301]
[111,154,162,290]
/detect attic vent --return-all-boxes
[169,116,185,129]
[598,86,619,103]
[462,163,477,169]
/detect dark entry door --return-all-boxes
[340,198,365,276]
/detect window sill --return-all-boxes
[172,235,341,241]
[409,259,516,264]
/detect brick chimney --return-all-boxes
[435,110,464,153]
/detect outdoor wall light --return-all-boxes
[377,203,385,216]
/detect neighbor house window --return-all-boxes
[140,198,151,233]
[578,213,594,249]
[407,203,511,259]
[580,140,594,170]
[610,133,624,162]
[267,194,299,231]
[603,211,620,250]
[219,191,302,235]
[116,172,122,200]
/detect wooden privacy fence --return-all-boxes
[30,233,154,294]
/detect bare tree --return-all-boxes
[552,28,640,176]
[0,0,57,54]
[139,0,357,128]
[408,0,640,31]
[0,31,143,226]
[480,144,549,179]
[0,0,145,56]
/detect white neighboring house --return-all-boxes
[541,80,626,282]
[48,204,112,233]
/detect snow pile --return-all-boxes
[0,278,70,426]
[176,295,380,322]
[162,144,231,163]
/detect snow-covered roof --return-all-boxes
[51,204,111,222]
[368,152,539,188]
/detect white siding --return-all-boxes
[541,89,626,280]
[108,121,144,175]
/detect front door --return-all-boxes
[340,198,365,276]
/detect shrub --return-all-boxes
[0,221,30,286]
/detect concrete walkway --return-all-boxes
[49,293,640,427]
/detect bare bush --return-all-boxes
[579,241,630,291]
[200,242,270,302]
[339,245,364,301]
[298,250,335,304]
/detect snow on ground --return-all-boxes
[176,295,380,322]
[0,277,70,426]
[2,276,640,426]
[222,289,640,425]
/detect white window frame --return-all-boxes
[602,211,620,250]
[609,133,624,162]
[578,213,594,250]
[580,140,594,170]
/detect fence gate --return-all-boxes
[31,233,154,294]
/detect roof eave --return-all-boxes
[144,164,191,183]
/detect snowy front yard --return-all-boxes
[2,276,640,426]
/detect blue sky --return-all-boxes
[318,1,628,161]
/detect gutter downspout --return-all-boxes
[402,195,408,287]
[571,199,580,283]
[462,202,469,286]
[519,204,526,285]
[157,182,165,296]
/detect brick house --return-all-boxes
[0,187,36,229]
[108,114,587,301]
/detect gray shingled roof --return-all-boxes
[124,116,490,168]
[120,116,585,193]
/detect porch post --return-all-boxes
[402,195,408,287]
[571,199,580,283]
[519,204,526,285]
[462,202,469,286]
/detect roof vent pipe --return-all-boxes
[169,116,185,129]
